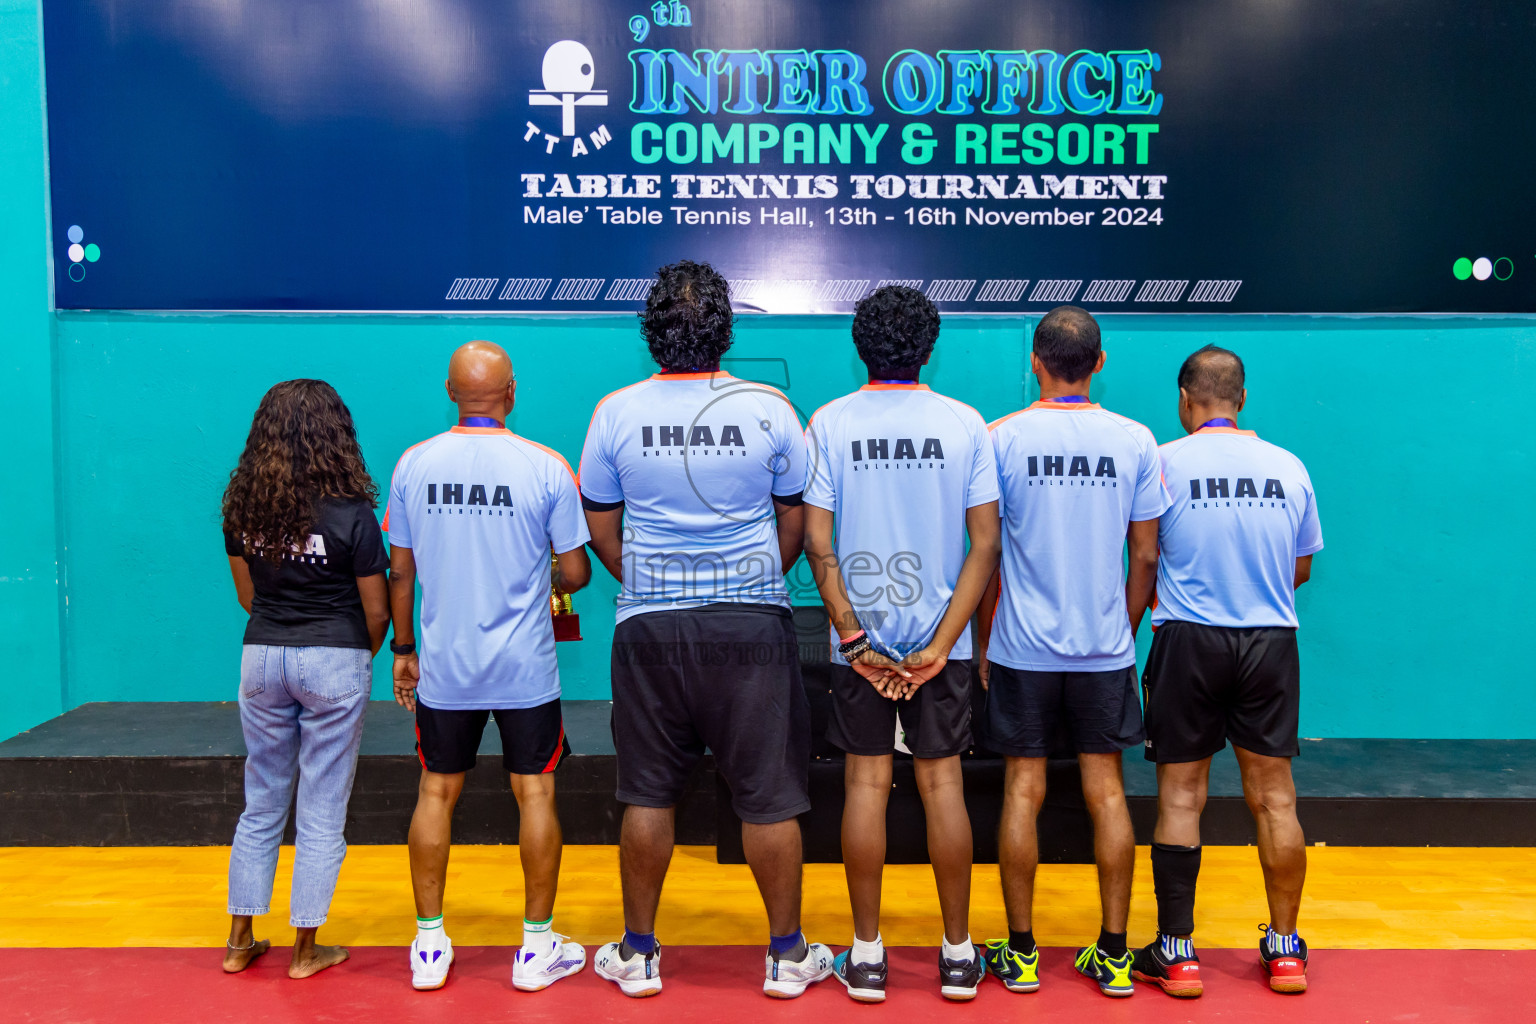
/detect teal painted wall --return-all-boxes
[7,4,1536,740]
[46,312,1536,739]
[1,0,63,741]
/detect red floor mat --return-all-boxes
[2,945,1530,1023]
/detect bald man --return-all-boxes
[384,341,593,992]
[1132,345,1322,998]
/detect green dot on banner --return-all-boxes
[1493,257,1513,281]
[84,243,101,263]
[1452,257,1472,280]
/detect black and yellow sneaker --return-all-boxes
[938,949,985,1001]
[1074,944,1135,997]
[982,939,1040,993]
[1131,934,1203,998]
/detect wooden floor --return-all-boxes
[3,844,1532,950]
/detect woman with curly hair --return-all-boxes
[219,379,390,979]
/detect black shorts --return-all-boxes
[983,663,1144,757]
[611,604,811,825]
[1142,620,1300,763]
[826,660,973,758]
[414,697,570,775]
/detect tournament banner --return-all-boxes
[42,1,1536,313]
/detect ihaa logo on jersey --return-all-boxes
[524,40,611,159]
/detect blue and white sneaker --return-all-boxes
[512,935,586,991]
[594,940,662,998]
[409,934,453,990]
[764,941,834,998]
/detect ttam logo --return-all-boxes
[525,40,611,158]
[1190,478,1286,500]
[852,437,946,462]
[641,424,749,456]
[426,482,517,516]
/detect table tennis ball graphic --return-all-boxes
[542,40,596,92]
[1453,256,1512,282]
[65,225,101,281]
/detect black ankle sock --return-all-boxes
[769,935,808,962]
[1097,929,1127,958]
[1008,929,1036,955]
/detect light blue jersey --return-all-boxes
[577,372,808,622]
[1153,426,1323,629]
[384,426,589,710]
[804,384,999,662]
[987,401,1172,671]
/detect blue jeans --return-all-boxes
[227,644,371,927]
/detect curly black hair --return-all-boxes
[640,260,734,371]
[851,285,940,379]
[1032,305,1101,382]
[222,379,378,564]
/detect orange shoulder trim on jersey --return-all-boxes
[515,435,578,482]
[649,370,733,382]
[987,408,1029,431]
[1025,400,1103,411]
[383,432,449,531]
[576,378,653,487]
[582,378,650,437]
[449,425,514,435]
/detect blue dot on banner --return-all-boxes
[68,262,85,282]
[67,225,83,243]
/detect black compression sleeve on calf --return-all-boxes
[1151,842,1202,937]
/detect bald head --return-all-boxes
[445,341,515,419]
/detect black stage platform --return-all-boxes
[4,696,1533,858]
[4,612,1532,856]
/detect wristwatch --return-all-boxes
[389,641,416,656]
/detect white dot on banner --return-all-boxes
[1472,257,1493,281]
[68,243,84,262]
[67,225,83,244]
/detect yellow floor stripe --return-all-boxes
[2,845,1532,949]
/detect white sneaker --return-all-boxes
[513,935,587,991]
[409,934,453,990]
[594,940,662,997]
[764,941,835,999]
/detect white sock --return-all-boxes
[522,916,556,953]
[416,914,447,948]
[942,935,975,962]
[851,934,884,966]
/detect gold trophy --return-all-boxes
[551,549,582,642]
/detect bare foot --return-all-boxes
[289,944,349,979]
[222,939,271,973]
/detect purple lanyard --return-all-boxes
[871,379,918,385]
[459,416,503,428]
[1199,417,1237,429]
[1045,395,1090,403]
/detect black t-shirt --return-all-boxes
[224,498,390,649]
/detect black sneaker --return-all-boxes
[833,949,887,1003]
[1131,935,1203,998]
[939,949,985,1001]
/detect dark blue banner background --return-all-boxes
[42,0,1536,313]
